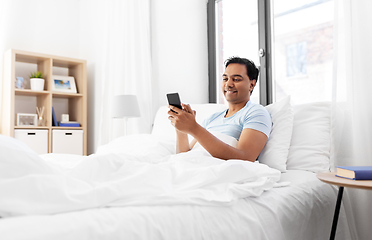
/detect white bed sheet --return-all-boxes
[0,134,281,217]
[0,170,352,240]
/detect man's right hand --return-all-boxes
[167,103,197,135]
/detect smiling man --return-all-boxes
[167,57,272,162]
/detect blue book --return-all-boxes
[336,166,372,180]
[52,107,58,126]
[58,122,80,127]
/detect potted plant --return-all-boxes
[29,71,45,91]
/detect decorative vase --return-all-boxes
[30,78,45,91]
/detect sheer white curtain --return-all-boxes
[0,0,11,110]
[332,0,372,239]
[95,0,153,146]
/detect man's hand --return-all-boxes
[167,103,197,134]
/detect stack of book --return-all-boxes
[58,121,80,127]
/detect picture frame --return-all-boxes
[17,113,38,126]
[52,75,77,93]
[15,76,25,89]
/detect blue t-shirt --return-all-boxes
[201,101,272,141]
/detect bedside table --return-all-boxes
[317,172,372,240]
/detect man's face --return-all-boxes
[221,63,256,104]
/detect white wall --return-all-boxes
[150,0,209,115]
[0,0,81,59]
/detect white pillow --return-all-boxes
[0,134,53,178]
[257,96,294,172]
[286,102,331,173]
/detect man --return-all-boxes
[167,57,271,162]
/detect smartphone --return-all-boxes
[167,93,182,111]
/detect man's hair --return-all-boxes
[224,57,259,81]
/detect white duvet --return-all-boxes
[0,134,281,217]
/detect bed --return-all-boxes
[0,97,355,240]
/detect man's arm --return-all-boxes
[175,132,198,153]
[175,131,190,153]
[169,105,197,154]
[168,104,268,162]
[190,125,267,161]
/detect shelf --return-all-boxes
[15,54,50,64]
[52,92,83,98]
[15,126,49,129]
[15,89,49,96]
[1,49,87,155]
[53,59,85,68]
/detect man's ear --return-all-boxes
[250,79,257,91]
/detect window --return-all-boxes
[273,0,334,104]
[286,41,307,77]
[209,0,334,105]
[211,0,260,105]
[209,0,273,105]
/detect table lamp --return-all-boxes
[112,95,141,135]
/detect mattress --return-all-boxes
[0,170,352,240]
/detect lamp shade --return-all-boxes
[112,95,141,118]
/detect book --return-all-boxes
[336,166,372,180]
[52,107,58,126]
[58,121,80,127]
[59,121,79,124]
